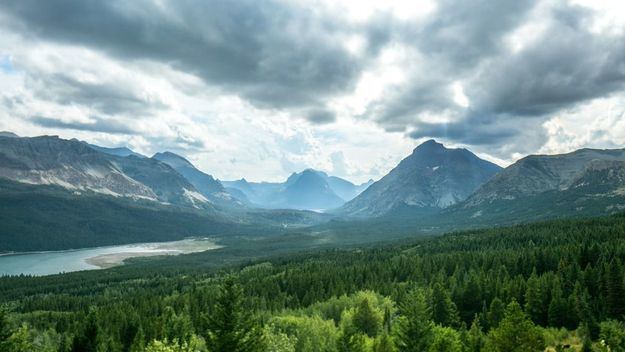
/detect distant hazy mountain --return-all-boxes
[278,169,345,210]
[337,140,502,217]
[465,148,625,206]
[86,143,145,158]
[0,131,18,138]
[153,151,246,208]
[0,135,211,208]
[222,169,370,211]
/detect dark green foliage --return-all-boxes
[205,277,264,352]
[430,283,460,328]
[71,309,100,352]
[2,214,625,350]
[487,298,505,329]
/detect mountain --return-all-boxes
[0,135,211,209]
[277,169,345,210]
[465,148,625,206]
[86,143,145,158]
[221,169,369,210]
[337,140,502,217]
[289,169,373,201]
[0,131,18,138]
[153,151,246,208]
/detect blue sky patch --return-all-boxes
[0,55,14,74]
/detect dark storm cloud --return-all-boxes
[469,8,625,117]
[0,0,384,118]
[1,0,624,154]
[26,73,167,116]
[32,116,138,135]
[384,1,625,158]
[306,108,336,124]
[367,0,543,125]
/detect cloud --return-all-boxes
[306,108,336,124]
[1,0,625,181]
[0,0,388,117]
[31,115,138,135]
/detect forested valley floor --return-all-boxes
[3,214,625,351]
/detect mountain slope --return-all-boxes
[337,140,502,217]
[0,135,210,208]
[86,143,145,158]
[465,148,625,206]
[153,151,245,208]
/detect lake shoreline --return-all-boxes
[0,238,223,276]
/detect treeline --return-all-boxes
[3,214,625,350]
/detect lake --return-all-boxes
[0,238,221,276]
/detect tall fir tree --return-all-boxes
[606,260,625,319]
[205,277,265,352]
[396,289,432,352]
[486,300,544,352]
[71,308,100,352]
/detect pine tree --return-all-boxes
[430,283,460,328]
[486,300,544,352]
[548,281,568,327]
[129,327,145,352]
[524,272,546,326]
[464,315,485,352]
[205,277,265,352]
[606,260,625,319]
[0,306,12,349]
[71,308,100,352]
[487,298,505,329]
[396,289,432,352]
[352,298,381,337]
[373,332,395,352]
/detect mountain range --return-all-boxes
[2,131,625,252]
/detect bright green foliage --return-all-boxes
[396,290,432,352]
[372,332,395,352]
[5,323,33,352]
[264,325,297,352]
[269,315,338,352]
[599,320,625,351]
[145,336,205,352]
[486,300,544,352]
[352,298,382,337]
[205,277,265,352]
[464,315,485,352]
[427,325,462,352]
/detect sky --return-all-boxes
[0,0,624,183]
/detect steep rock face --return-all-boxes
[338,140,502,217]
[153,151,246,208]
[0,135,209,208]
[466,148,625,206]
